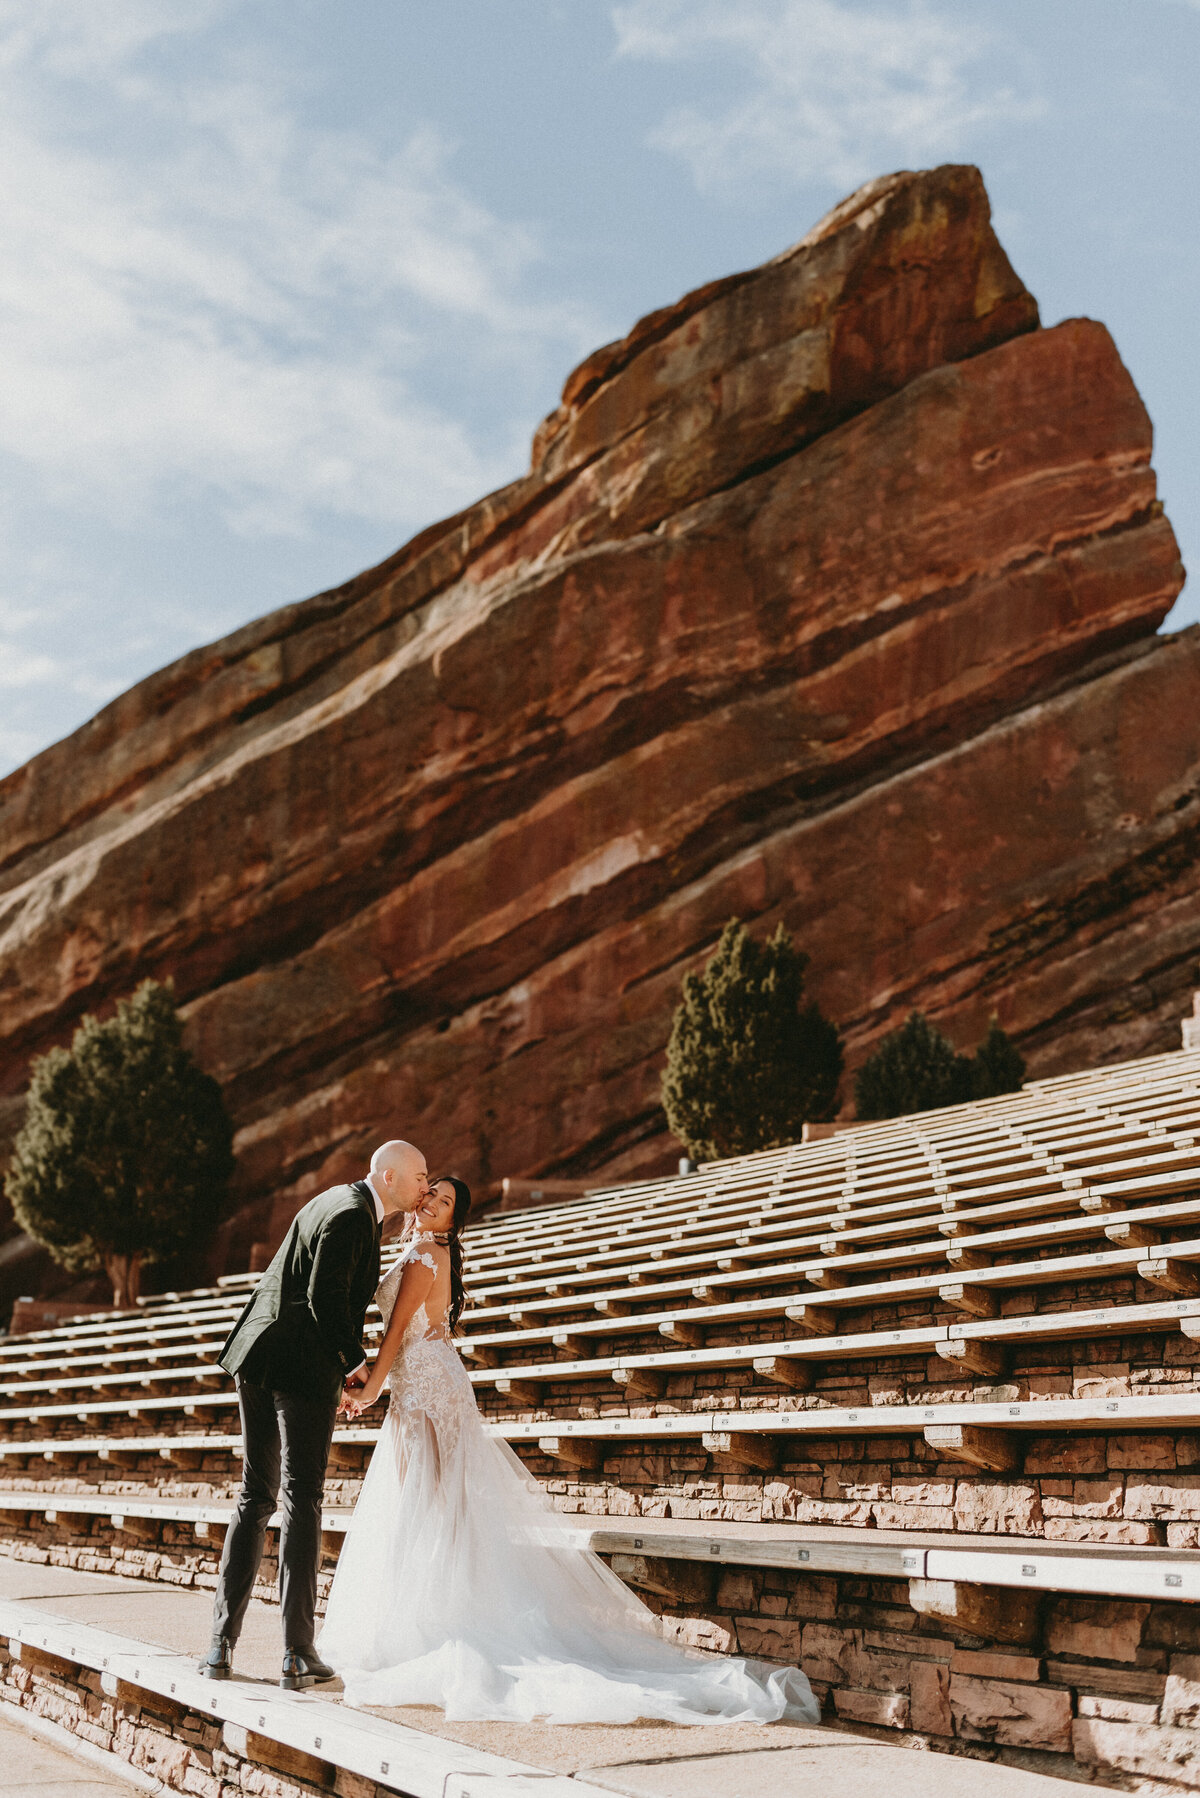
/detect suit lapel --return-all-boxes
[351,1179,383,1285]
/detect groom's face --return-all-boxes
[389,1148,430,1212]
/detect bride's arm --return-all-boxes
[347,1257,438,1410]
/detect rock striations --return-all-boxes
[0,165,1193,1279]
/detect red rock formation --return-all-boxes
[0,164,1191,1280]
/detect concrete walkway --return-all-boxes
[0,1711,144,1796]
[0,1556,1090,1798]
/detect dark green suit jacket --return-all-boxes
[219,1181,381,1402]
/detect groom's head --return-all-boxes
[369,1140,429,1214]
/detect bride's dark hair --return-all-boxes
[430,1175,472,1331]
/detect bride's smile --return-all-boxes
[416,1181,455,1230]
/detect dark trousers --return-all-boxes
[211,1377,338,1652]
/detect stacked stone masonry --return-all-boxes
[3,1052,1200,1785]
[0,1639,392,1798]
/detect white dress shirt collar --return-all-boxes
[363,1173,387,1225]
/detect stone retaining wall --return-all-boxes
[6,1270,1200,1785]
[0,1637,390,1798]
[0,1511,320,1607]
[628,1559,1200,1789]
[5,1525,1200,1789]
[506,1279,1200,1544]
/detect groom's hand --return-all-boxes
[338,1366,368,1414]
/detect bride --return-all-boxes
[318,1175,819,1726]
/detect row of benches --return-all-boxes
[2,1291,1200,1430]
[0,1489,1195,1604]
[0,1051,1192,1508]
[1,1039,1198,1796]
[4,1049,1195,1356]
[0,1384,1195,1475]
[0,1058,1196,1397]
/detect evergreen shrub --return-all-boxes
[854,1009,1025,1121]
[5,980,234,1307]
[662,919,843,1162]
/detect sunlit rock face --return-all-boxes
[0,164,1190,1276]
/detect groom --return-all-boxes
[199,1140,430,1689]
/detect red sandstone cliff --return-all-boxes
[0,165,1191,1285]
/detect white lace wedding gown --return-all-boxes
[318,1237,818,1724]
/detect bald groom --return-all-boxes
[200,1141,429,1689]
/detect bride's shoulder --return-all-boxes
[403,1233,448,1274]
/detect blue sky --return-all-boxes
[0,0,1195,772]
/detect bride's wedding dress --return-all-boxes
[318,1238,819,1725]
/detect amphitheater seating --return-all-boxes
[2,1043,1200,1787]
[0,1047,1197,1439]
[1,1488,1198,1608]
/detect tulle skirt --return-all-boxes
[318,1352,819,1726]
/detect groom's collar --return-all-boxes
[361,1173,387,1226]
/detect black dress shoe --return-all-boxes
[198,1636,234,1679]
[280,1648,336,1691]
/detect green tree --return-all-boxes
[662,919,843,1162]
[970,1014,1027,1099]
[854,1009,1024,1121]
[5,980,234,1308]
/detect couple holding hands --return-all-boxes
[199,1138,816,1724]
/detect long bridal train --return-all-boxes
[318,1240,818,1726]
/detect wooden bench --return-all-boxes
[461,1150,1200,1298]
[0,1301,243,1358]
[408,1060,1200,1289]
[0,1389,239,1429]
[0,1361,225,1403]
[455,1143,1194,1287]
[2,1391,1199,1475]
[0,1428,372,1468]
[5,1285,1200,1427]
[468,1171,1200,1302]
[2,1490,1198,1605]
[456,1290,1200,1370]
[506,1392,1200,1473]
[459,1294,1200,1396]
[445,1221,1200,1339]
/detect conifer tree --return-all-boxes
[5,980,234,1307]
[854,1010,968,1121]
[970,1015,1027,1099]
[662,920,843,1162]
[854,1009,1025,1121]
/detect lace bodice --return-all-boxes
[376,1235,450,1342]
[375,1237,476,1449]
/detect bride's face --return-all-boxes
[417,1180,455,1231]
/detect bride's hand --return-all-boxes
[352,1374,384,1412]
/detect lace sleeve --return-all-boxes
[401,1238,443,1275]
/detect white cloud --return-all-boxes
[0,642,61,688]
[0,1,611,770]
[0,0,224,79]
[612,0,1041,196]
[0,3,596,543]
